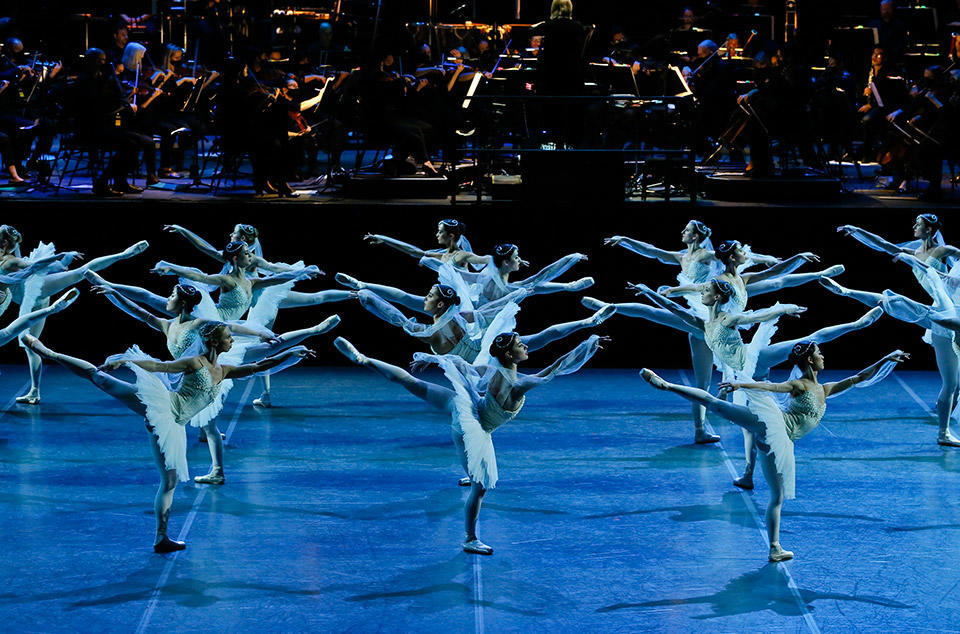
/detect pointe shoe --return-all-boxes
[937,431,960,447]
[462,538,494,555]
[569,277,595,292]
[15,391,40,405]
[769,544,794,562]
[314,314,341,334]
[194,468,225,485]
[820,264,845,278]
[334,337,367,364]
[639,368,668,390]
[334,273,362,290]
[52,288,80,311]
[459,476,472,487]
[124,240,150,257]
[818,277,848,296]
[590,304,617,326]
[153,536,186,553]
[857,306,884,328]
[253,391,272,408]
[734,472,754,490]
[581,296,609,311]
[695,427,721,444]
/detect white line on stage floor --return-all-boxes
[136,380,255,634]
[677,370,821,634]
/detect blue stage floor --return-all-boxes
[1,365,958,632]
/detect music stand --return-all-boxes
[589,63,638,96]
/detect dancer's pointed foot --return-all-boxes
[123,240,150,258]
[590,304,617,326]
[581,296,609,312]
[818,277,849,296]
[820,264,845,278]
[694,427,721,444]
[856,306,884,328]
[15,389,40,405]
[51,288,80,311]
[334,337,368,365]
[153,536,186,553]
[334,273,362,290]
[458,476,472,487]
[462,538,494,555]
[313,314,341,335]
[640,368,668,390]
[194,467,225,485]
[769,544,794,562]
[253,391,272,408]
[733,472,754,489]
[569,277,595,292]
[938,430,960,447]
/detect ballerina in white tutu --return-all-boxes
[829,214,960,446]
[89,280,339,484]
[0,225,150,405]
[21,324,313,553]
[333,332,603,555]
[640,343,908,562]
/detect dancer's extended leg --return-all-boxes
[520,305,615,352]
[690,335,720,443]
[640,369,764,434]
[0,289,77,347]
[21,335,144,413]
[40,241,149,297]
[279,289,353,309]
[148,433,185,552]
[334,337,453,410]
[335,274,427,314]
[243,315,341,363]
[748,265,844,296]
[583,298,702,338]
[932,333,960,446]
[530,277,594,295]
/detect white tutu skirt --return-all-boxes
[125,360,191,482]
[433,355,499,489]
[740,389,796,499]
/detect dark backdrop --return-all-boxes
[0,201,942,372]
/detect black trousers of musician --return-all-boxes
[84,128,156,187]
[0,114,54,167]
[155,114,206,173]
[744,118,773,176]
[0,131,17,173]
[383,114,434,166]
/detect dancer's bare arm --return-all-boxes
[823,350,909,397]
[837,225,911,256]
[604,236,681,265]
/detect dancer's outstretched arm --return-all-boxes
[629,283,702,331]
[516,253,587,287]
[0,250,81,274]
[249,266,321,290]
[720,378,798,394]
[838,225,912,256]
[103,356,203,374]
[728,304,805,327]
[516,335,605,393]
[822,350,910,397]
[364,233,430,259]
[165,224,299,274]
[464,288,530,323]
[660,282,705,297]
[152,261,228,288]
[94,286,169,333]
[224,347,315,379]
[742,253,820,285]
[604,236,682,265]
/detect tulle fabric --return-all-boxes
[739,388,799,498]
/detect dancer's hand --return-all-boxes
[884,350,910,364]
[658,286,678,297]
[348,290,360,299]
[363,233,384,244]
[260,332,282,344]
[287,348,316,359]
[604,236,624,247]
[837,225,857,236]
[784,304,806,316]
[409,359,432,373]
[163,224,185,234]
[62,251,84,262]
[300,265,322,279]
[92,285,116,296]
[626,281,652,295]
[519,258,531,267]
[718,381,740,392]
[596,335,611,350]
[797,252,821,263]
[98,360,124,372]
[151,264,173,275]
[574,253,589,262]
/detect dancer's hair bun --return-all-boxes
[433,284,461,306]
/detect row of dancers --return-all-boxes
[0,215,955,562]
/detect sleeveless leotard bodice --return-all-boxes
[478,392,525,433]
[680,253,713,284]
[783,388,827,441]
[166,317,200,358]
[216,282,251,321]
[728,278,748,313]
[704,317,746,371]
[170,366,220,424]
